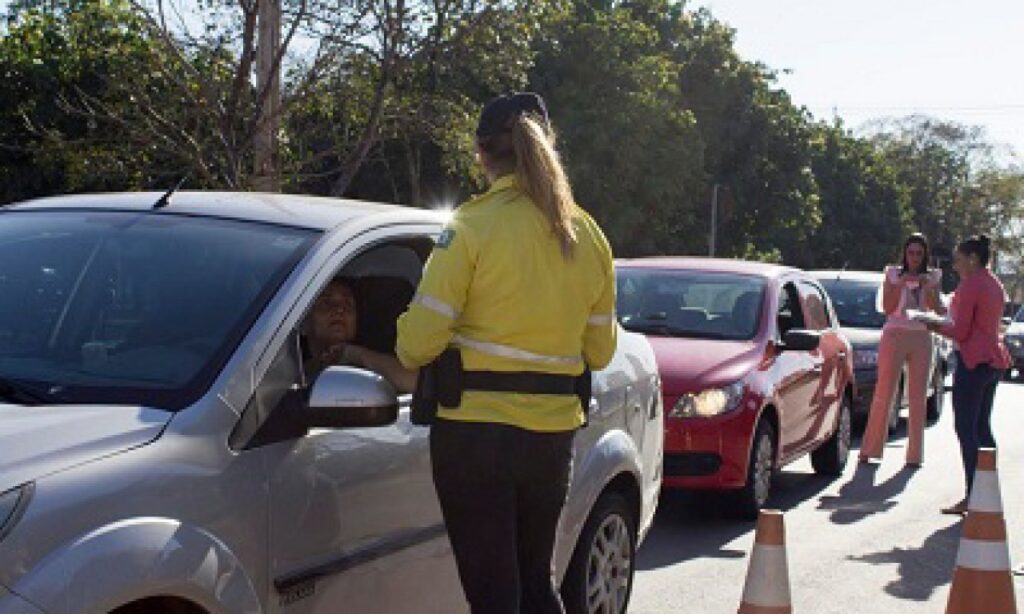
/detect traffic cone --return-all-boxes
[946,448,1018,614]
[738,509,792,614]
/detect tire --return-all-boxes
[926,366,945,422]
[728,418,776,520]
[562,492,638,614]
[811,394,852,476]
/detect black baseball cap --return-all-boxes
[476,92,550,139]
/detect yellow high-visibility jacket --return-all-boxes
[396,174,617,432]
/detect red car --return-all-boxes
[615,258,854,517]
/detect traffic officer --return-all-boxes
[396,92,617,614]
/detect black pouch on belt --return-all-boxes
[435,347,464,409]
[410,362,439,426]
[576,367,593,420]
[409,348,464,425]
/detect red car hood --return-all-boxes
[646,335,765,396]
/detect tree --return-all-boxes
[529,0,705,256]
[286,0,547,202]
[0,1,185,202]
[801,121,911,270]
[868,116,1024,289]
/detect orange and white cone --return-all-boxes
[946,448,1018,614]
[738,510,792,614]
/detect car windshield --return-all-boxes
[615,268,765,340]
[1016,307,1024,323]
[0,210,318,410]
[818,279,886,329]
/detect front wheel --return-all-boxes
[728,418,776,520]
[562,492,638,614]
[811,394,852,476]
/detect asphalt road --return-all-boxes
[631,377,1024,613]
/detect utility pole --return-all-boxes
[709,182,720,257]
[253,0,281,192]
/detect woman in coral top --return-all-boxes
[927,235,1011,515]
[860,233,945,467]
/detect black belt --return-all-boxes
[410,348,593,426]
[462,370,579,395]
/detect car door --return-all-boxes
[773,280,820,460]
[797,279,845,446]
[234,229,466,614]
[264,393,461,614]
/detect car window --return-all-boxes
[0,210,318,409]
[616,268,766,340]
[798,281,831,331]
[298,239,430,384]
[818,279,886,329]
[777,282,806,337]
[232,238,430,449]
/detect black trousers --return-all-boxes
[951,352,1002,495]
[430,418,575,614]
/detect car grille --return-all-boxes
[664,453,722,477]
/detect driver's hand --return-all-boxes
[320,343,350,365]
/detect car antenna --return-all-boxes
[835,261,849,282]
[152,176,187,210]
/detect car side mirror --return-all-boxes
[780,329,822,352]
[305,367,399,428]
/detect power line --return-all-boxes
[812,104,1024,115]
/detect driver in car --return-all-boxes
[304,278,417,393]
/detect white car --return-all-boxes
[0,191,662,614]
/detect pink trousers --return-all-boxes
[860,327,932,464]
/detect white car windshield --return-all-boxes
[0,210,318,409]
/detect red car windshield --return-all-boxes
[616,268,766,340]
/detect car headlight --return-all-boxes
[853,348,879,369]
[670,382,746,418]
[0,483,33,542]
[1007,336,1023,350]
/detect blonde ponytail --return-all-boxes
[508,114,577,258]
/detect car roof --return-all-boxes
[3,191,448,231]
[810,270,884,283]
[616,256,799,279]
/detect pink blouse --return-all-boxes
[940,269,1011,370]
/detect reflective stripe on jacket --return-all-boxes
[396,174,617,432]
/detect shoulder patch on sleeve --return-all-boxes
[436,227,456,249]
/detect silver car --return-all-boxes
[0,192,662,614]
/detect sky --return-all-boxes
[695,0,1024,160]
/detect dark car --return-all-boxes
[617,258,854,518]
[811,270,949,429]
[1005,306,1024,380]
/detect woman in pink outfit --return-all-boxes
[859,233,945,466]
[926,235,1011,515]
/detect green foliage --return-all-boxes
[800,121,911,270]
[1,0,1020,298]
[530,0,704,256]
[0,2,163,201]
